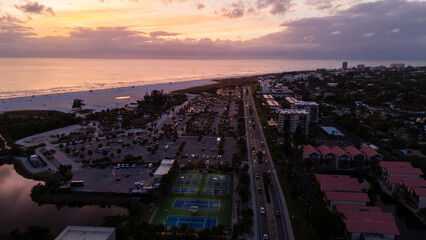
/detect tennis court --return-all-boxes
[166,216,217,229]
[172,199,220,210]
[180,174,202,179]
[206,181,229,187]
[208,175,230,180]
[204,189,229,195]
[176,180,199,186]
[172,187,197,193]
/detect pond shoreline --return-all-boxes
[0,157,153,235]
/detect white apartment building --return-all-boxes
[285,97,319,123]
[277,109,309,135]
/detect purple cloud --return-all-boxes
[150,31,181,38]
[0,0,425,60]
[197,3,205,10]
[256,0,291,15]
[306,0,334,10]
[15,1,55,16]
[221,1,246,18]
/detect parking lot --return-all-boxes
[71,166,154,193]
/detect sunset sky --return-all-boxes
[1,0,425,59]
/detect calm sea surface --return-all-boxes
[0,164,128,235]
[1,58,425,99]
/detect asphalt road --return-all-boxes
[243,86,294,240]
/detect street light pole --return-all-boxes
[181,176,184,196]
[207,210,210,229]
[213,177,218,198]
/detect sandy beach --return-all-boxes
[0,79,214,113]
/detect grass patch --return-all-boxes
[278,172,317,240]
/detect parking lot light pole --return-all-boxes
[213,177,218,198]
[207,210,210,229]
[181,176,184,196]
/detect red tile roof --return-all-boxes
[345,220,400,235]
[317,176,361,192]
[341,207,400,235]
[413,188,426,197]
[360,146,381,157]
[315,174,351,182]
[331,146,349,157]
[336,204,381,213]
[400,177,426,188]
[304,145,320,155]
[317,145,333,156]
[379,161,413,169]
[325,191,370,202]
[344,146,364,157]
[342,211,395,222]
[385,176,405,184]
[386,167,423,176]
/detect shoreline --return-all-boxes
[0,78,216,113]
[0,72,281,113]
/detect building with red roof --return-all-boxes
[324,192,369,210]
[359,146,382,161]
[407,187,426,211]
[384,176,405,193]
[343,210,400,240]
[315,174,351,182]
[331,146,350,168]
[379,161,412,169]
[303,145,320,163]
[344,146,367,168]
[335,204,381,213]
[317,145,337,168]
[385,167,423,178]
[380,161,422,178]
[316,174,360,192]
[400,177,426,189]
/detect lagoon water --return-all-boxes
[0,164,128,235]
[1,58,425,99]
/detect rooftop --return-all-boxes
[317,145,332,156]
[279,109,309,115]
[344,146,363,157]
[379,161,412,169]
[317,175,360,192]
[400,177,426,188]
[321,126,345,137]
[331,146,349,157]
[386,167,423,176]
[304,145,320,155]
[345,220,399,235]
[413,188,426,196]
[266,100,280,107]
[359,146,381,157]
[315,174,351,182]
[325,191,370,202]
[336,205,382,213]
[263,94,274,99]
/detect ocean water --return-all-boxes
[0,58,424,99]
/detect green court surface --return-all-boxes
[152,172,233,228]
